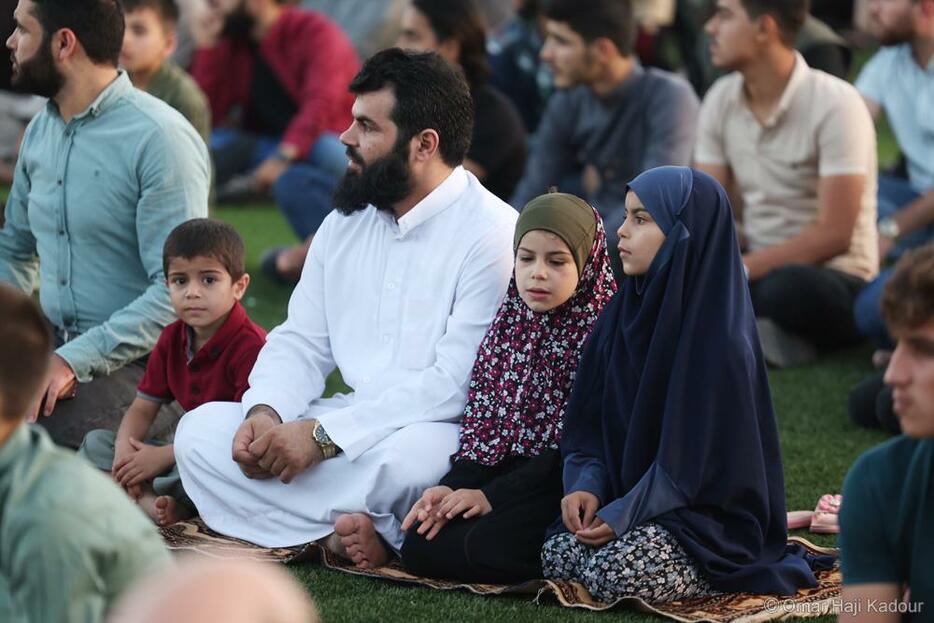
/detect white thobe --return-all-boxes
[174,167,518,549]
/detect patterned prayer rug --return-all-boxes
[160,520,841,622]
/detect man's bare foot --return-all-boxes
[320,532,348,558]
[333,513,391,569]
[154,495,193,526]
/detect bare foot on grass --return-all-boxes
[333,513,390,569]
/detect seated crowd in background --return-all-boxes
[2,0,934,621]
[695,0,878,368]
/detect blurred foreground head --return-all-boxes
[109,557,319,623]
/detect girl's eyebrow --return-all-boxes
[516,247,572,256]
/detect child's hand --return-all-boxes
[111,439,136,486]
[401,486,453,539]
[112,438,173,488]
[575,518,616,547]
[561,490,600,533]
[126,483,143,500]
[437,488,492,521]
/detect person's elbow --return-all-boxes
[821,223,858,259]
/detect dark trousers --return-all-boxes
[847,371,900,434]
[749,265,866,349]
[39,357,182,449]
[401,463,562,585]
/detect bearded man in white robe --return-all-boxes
[173,48,517,568]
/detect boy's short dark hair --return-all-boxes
[349,48,473,168]
[0,284,52,421]
[882,244,934,333]
[739,0,809,46]
[162,219,246,280]
[543,0,635,57]
[122,0,180,26]
[31,0,125,67]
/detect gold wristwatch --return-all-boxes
[311,419,340,459]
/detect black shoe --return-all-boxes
[260,247,301,286]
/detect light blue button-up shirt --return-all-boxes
[0,72,210,382]
[856,44,934,194]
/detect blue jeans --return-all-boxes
[272,164,338,240]
[876,174,931,256]
[210,129,346,239]
[853,174,933,348]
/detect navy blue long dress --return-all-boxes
[542,167,825,602]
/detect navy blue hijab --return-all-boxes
[558,167,822,595]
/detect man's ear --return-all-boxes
[411,129,441,163]
[53,28,80,63]
[755,13,782,44]
[588,37,622,64]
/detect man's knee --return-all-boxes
[173,402,241,466]
[172,406,210,464]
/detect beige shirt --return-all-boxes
[695,54,878,281]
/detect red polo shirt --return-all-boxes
[138,302,267,411]
[190,7,359,158]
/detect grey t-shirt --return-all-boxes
[510,63,699,222]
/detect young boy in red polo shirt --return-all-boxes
[80,219,266,525]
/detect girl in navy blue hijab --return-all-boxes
[541,167,822,603]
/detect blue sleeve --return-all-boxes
[642,76,700,171]
[560,321,611,503]
[596,462,688,537]
[510,91,577,210]
[0,126,39,292]
[854,49,890,108]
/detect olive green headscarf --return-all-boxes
[514,192,597,277]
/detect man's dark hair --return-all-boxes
[543,0,635,56]
[163,219,246,280]
[30,0,125,66]
[882,244,934,333]
[739,0,809,46]
[412,0,490,88]
[349,48,474,168]
[122,0,180,26]
[0,284,51,421]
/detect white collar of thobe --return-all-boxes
[378,166,469,239]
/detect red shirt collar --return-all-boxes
[183,301,250,363]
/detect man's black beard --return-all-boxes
[332,139,415,216]
[222,4,255,41]
[877,26,913,47]
[10,37,64,98]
